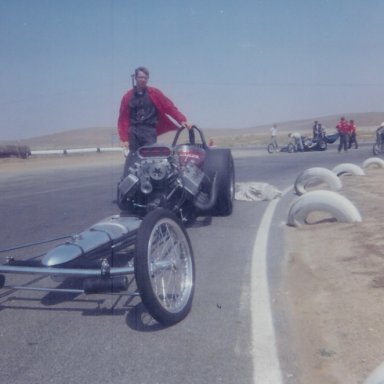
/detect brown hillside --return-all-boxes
[2,112,384,149]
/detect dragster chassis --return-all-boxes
[0,208,195,326]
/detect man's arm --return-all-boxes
[117,91,132,144]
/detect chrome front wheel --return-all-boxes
[134,209,195,326]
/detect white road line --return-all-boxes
[252,186,292,384]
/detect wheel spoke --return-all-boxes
[147,219,192,312]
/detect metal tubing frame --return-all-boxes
[0,264,134,278]
[2,285,141,296]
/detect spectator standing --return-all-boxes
[317,123,326,138]
[288,132,304,151]
[348,119,358,149]
[336,116,349,152]
[312,120,320,138]
[270,124,278,149]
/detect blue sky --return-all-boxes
[1,0,383,140]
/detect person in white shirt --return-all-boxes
[270,124,278,149]
[288,132,304,151]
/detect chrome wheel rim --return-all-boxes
[147,218,193,313]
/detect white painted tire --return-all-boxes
[332,163,365,176]
[294,167,342,196]
[363,362,384,384]
[287,190,362,227]
[362,157,384,169]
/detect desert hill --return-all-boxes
[3,112,384,149]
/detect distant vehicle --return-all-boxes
[373,127,384,156]
[0,144,31,159]
[267,141,279,153]
[278,132,339,153]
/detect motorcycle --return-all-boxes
[303,132,340,151]
[373,128,384,156]
[281,132,339,153]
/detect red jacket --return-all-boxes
[348,122,356,134]
[336,119,349,134]
[117,86,187,142]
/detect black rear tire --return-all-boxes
[203,149,235,216]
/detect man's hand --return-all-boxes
[121,141,129,148]
[181,121,193,130]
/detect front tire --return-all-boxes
[318,140,327,151]
[267,143,275,153]
[287,143,295,153]
[134,209,195,326]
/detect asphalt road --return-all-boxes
[0,144,373,384]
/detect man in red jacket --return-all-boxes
[336,116,349,152]
[118,67,191,176]
[118,67,191,154]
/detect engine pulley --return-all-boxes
[149,162,167,180]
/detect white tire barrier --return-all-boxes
[363,362,384,384]
[287,190,362,227]
[362,157,384,169]
[294,167,342,196]
[332,163,365,177]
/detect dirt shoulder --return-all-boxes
[283,167,384,384]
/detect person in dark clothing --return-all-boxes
[376,123,384,151]
[126,82,159,150]
[348,119,358,149]
[312,120,319,138]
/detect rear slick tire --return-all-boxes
[203,149,235,216]
[134,209,195,326]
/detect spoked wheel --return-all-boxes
[373,143,380,156]
[267,143,275,153]
[134,208,195,326]
[318,140,327,151]
[287,143,295,153]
